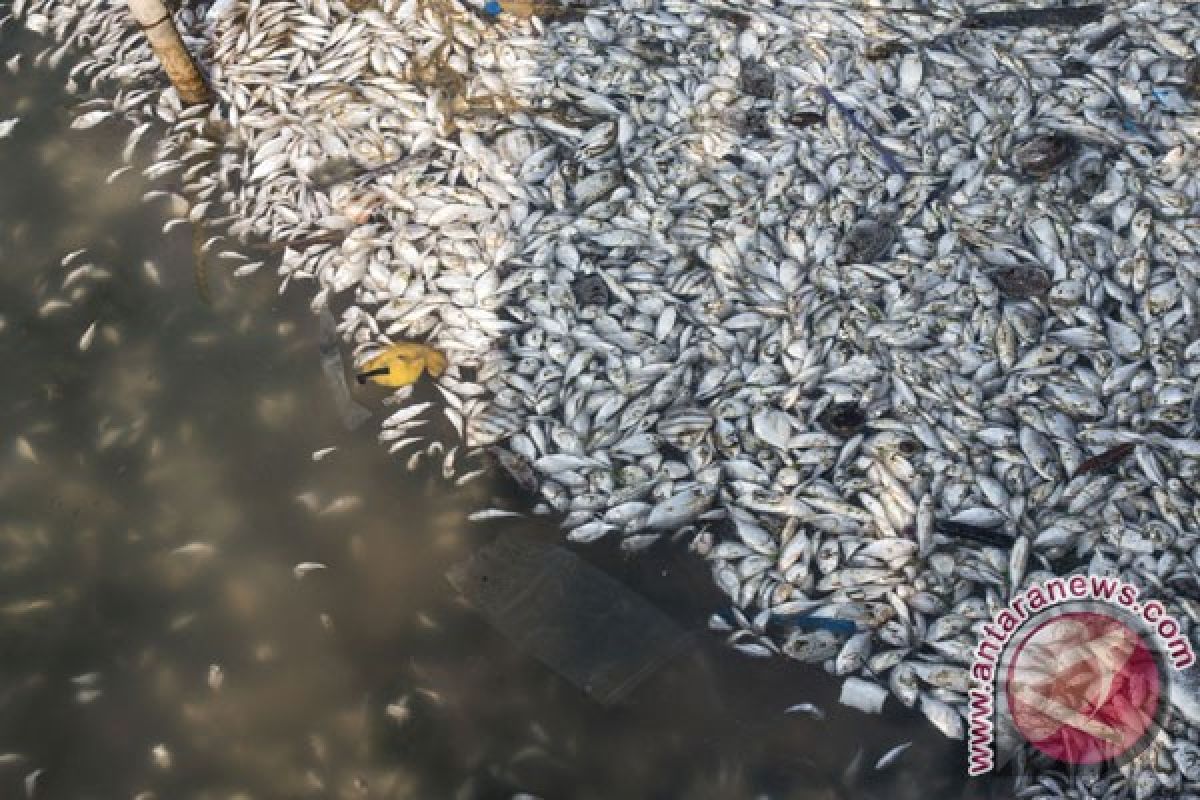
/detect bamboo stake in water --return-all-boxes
[126,0,211,105]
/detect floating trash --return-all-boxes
[838,221,895,265]
[839,677,888,715]
[790,112,823,130]
[1013,133,1075,176]
[963,4,1104,29]
[863,42,908,61]
[356,343,448,388]
[818,403,868,437]
[739,62,774,99]
[447,534,693,705]
[990,264,1052,299]
[571,273,609,308]
[319,308,371,430]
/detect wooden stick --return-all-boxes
[126,0,211,105]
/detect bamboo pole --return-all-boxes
[126,0,211,105]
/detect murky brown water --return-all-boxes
[0,26,1003,800]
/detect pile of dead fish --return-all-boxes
[6,0,1200,793]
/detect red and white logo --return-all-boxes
[967,576,1193,776]
[1005,610,1162,766]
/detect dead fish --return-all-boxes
[15,436,37,463]
[150,744,171,770]
[783,629,843,662]
[487,447,538,492]
[784,702,826,720]
[293,562,327,578]
[467,508,524,521]
[295,492,321,512]
[37,299,70,317]
[78,321,97,351]
[646,485,713,528]
[75,689,102,704]
[170,542,216,558]
[319,495,361,515]
[311,447,337,462]
[385,695,411,725]
[874,741,913,770]
[819,403,868,436]
[25,768,43,799]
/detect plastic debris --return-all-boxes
[355,341,447,388]
[446,534,693,705]
[1012,133,1074,176]
[1074,442,1135,477]
[963,5,1104,29]
[483,0,501,14]
[317,309,371,430]
[839,676,889,714]
[838,219,896,264]
[1152,87,1189,112]
[934,518,1014,548]
[571,274,609,307]
[739,61,774,98]
[772,612,858,636]
[990,263,1052,298]
[818,403,868,437]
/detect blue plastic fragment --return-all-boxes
[790,616,858,635]
[771,610,858,636]
[484,0,501,15]
[1152,87,1189,111]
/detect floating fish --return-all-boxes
[293,562,327,579]
[78,321,97,352]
